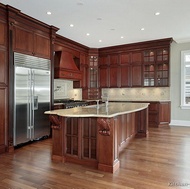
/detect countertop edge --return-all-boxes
[45,102,149,118]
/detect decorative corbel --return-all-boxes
[49,114,61,130]
[97,118,111,136]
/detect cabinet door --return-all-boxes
[159,102,171,126]
[156,49,169,86]
[0,87,7,153]
[143,64,155,86]
[131,52,142,63]
[148,102,159,127]
[120,53,130,64]
[0,50,7,85]
[34,33,50,59]
[99,66,109,88]
[120,65,130,87]
[99,55,109,66]
[0,21,7,47]
[131,64,142,87]
[13,26,34,55]
[109,66,120,87]
[80,64,88,88]
[109,54,119,65]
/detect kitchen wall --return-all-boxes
[170,41,190,126]
[54,79,82,100]
[102,87,170,101]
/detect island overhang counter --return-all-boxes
[45,102,149,173]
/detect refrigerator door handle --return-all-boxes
[33,96,38,110]
[30,70,35,140]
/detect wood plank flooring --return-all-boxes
[0,126,190,189]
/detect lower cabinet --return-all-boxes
[0,87,8,154]
[148,101,171,127]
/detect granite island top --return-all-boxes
[45,102,149,118]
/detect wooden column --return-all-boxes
[49,115,66,162]
[97,117,120,173]
[135,107,149,137]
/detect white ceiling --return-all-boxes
[1,0,190,48]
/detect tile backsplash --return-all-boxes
[102,87,170,101]
[54,79,170,101]
[54,79,82,100]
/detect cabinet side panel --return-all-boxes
[0,87,7,153]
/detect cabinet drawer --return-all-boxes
[149,102,159,112]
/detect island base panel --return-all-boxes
[49,105,149,173]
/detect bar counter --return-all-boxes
[45,102,149,173]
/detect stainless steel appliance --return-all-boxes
[14,52,51,146]
[54,99,88,109]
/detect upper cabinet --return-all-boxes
[98,38,172,88]
[0,20,8,85]
[0,5,8,154]
[6,6,58,59]
[13,26,51,59]
[143,48,169,87]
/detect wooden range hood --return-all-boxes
[54,51,82,81]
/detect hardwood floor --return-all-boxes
[0,126,190,189]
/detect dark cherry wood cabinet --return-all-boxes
[0,88,8,153]
[131,52,142,87]
[98,38,172,89]
[99,66,109,88]
[148,101,171,127]
[50,105,148,173]
[131,64,142,87]
[143,48,170,87]
[0,6,8,154]
[109,65,120,87]
[120,53,131,87]
[13,25,51,59]
[79,53,89,88]
[87,49,100,99]
[120,65,131,87]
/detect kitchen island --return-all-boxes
[45,102,149,173]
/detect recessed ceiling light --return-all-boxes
[99,40,102,42]
[70,24,74,27]
[141,28,145,31]
[97,18,102,21]
[47,11,51,15]
[155,12,160,16]
[121,36,124,39]
[86,33,90,36]
[110,28,115,31]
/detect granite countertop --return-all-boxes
[107,99,171,102]
[45,102,149,118]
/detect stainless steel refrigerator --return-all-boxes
[14,52,51,146]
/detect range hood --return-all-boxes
[54,51,82,81]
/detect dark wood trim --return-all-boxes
[99,38,173,55]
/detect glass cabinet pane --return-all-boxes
[144,50,155,62]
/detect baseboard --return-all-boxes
[170,120,190,127]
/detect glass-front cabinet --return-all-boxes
[143,50,155,86]
[143,48,169,87]
[156,49,169,86]
[88,55,99,99]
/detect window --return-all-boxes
[181,50,190,109]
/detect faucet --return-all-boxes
[96,100,100,109]
[101,95,109,107]
[105,97,109,107]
